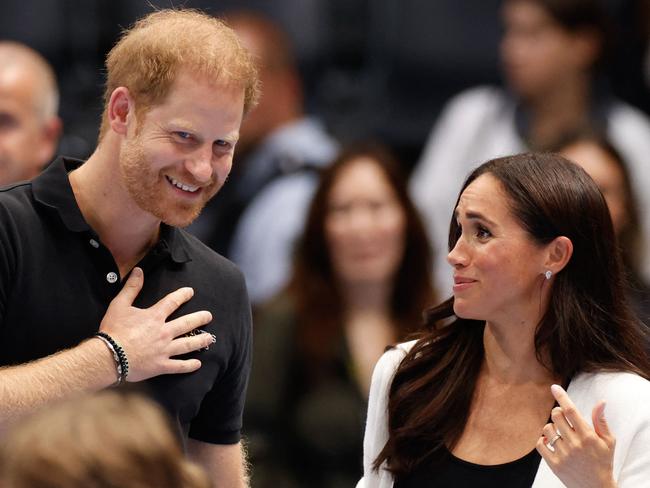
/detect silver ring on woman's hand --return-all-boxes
[548,432,562,448]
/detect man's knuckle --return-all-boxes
[183,317,194,330]
[169,297,183,311]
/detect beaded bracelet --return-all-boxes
[95,332,129,384]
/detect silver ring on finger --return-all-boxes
[548,431,562,448]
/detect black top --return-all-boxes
[395,447,542,488]
[0,157,252,445]
[245,294,366,488]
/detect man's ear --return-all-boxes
[571,27,602,71]
[33,116,63,172]
[107,87,134,136]
[544,236,573,275]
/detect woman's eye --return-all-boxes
[477,226,491,239]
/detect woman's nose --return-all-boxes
[447,237,469,268]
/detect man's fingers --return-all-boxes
[164,358,202,375]
[550,384,589,434]
[168,311,213,338]
[168,333,216,357]
[114,267,144,306]
[153,286,195,318]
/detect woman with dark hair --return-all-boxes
[559,133,650,325]
[245,142,435,488]
[411,0,650,297]
[359,153,650,487]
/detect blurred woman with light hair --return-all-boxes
[0,390,211,488]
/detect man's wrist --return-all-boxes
[93,333,129,384]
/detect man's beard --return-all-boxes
[119,137,216,227]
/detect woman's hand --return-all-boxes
[536,384,617,488]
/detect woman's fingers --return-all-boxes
[591,401,615,447]
[551,384,589,435]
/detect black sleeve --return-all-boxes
[188,269,253,444]
[0,199,19,327]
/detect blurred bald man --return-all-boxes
[0,41,62,186]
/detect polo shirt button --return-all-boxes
[106,272,118,284]
[89,238,99,248]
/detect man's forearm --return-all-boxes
[0,337,116,433]
[187,440,249,488]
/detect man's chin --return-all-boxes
[158,205,204,228]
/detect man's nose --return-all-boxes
[185,148,214,183]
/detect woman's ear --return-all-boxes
[545,236,573,274]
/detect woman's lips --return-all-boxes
[453,276,477,292]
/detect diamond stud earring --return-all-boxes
[545,270,552,280]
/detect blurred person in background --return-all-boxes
[410,0,650,296]
[244,143,434,488]
[559,133,650,326]
[0,390,210,488]
[0,41,61,186]
[188,11,338,305]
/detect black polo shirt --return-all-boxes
[0,157,252,445]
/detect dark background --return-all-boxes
[1,0,648,171]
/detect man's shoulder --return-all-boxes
[0,180,34,206]
[175,228,245,281]
[606,99,650,143]
[0,181,39,226]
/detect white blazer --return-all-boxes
[357,341,650,487]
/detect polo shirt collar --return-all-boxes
[33,156,89,232]
[32,156,191,264]
[159,224,191,264]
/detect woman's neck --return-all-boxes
[482,319,555,385]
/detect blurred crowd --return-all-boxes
[1,0,649,487]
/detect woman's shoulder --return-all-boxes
[375,340,417,372]
[568,370,650,431]
[570,370,650,399]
